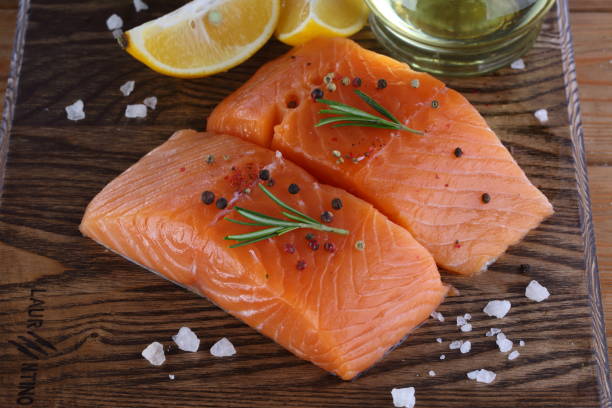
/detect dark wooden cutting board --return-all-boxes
[1,0,610,407]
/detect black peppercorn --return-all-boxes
[259,169,270,181]
[321,211,334,223]
[376,79,387,89]
[216,197,228,209]
[311,88,324,101]
[331,198,343,210]
[454,147,463,158]
[201,191,215,205]
[288,183,300,194]
[481,193,491,204]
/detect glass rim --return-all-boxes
[363,0,557,50]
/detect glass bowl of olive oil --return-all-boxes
[365,0,556,76]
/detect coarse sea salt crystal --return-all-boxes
[460,340,471,354]
[508,350,520,360]
[120,80,135,96]
[483,300,511,318]
[106,14,123,30]
[464,313,472,321]
[169,374,175,380]
[125,104,148,118]
[141,342,165,366]
[449,340,463,350]
[534,108,549,124]
[134,0,149,12]
[440,354,446,360]
[430,311,445,322]
[210,337,236,357]
[172,327,200,352]
[525,280,550,302]
[428,370,436,377]
[456,316,467,326]
[486,328,501,337]
[436,337,443,343]
[511,58,526,70]
[461,323,473,333]
[144,96,158,110]
[467,369,496,384]
[275,150,283,159]
[496,333,513,353]
[519,340,526,347]
[65,100,85,121]
[391,387,415,408]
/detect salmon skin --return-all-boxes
[80,130,446,380]
[208,37,554,275]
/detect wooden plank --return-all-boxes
[570,8,612,366]
[0,0,609,407]
[0,9,17,113]
[569,1,612,12]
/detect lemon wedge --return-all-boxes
[125,0,280,78]
[276,0,369,46]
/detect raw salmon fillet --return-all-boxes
[80,130,446,380]
[208,37,554,275]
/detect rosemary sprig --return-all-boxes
[315,89,423,135]
[224,184,349,248]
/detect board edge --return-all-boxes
[557,0,612,405]
[0,0,30,202]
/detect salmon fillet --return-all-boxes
[207,37,554,275]
[80,130,446,380]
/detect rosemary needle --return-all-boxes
[224,184,349,248]
[316,89,423,135]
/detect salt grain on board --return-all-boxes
[141,342,165,366]
[120,80,135,96]
[467,369,496,384]
[483,300,511,318]
[460,340,471,354]
[430,311,445,322]
[449,340,463,350]
[391,387,415,408]
[460,323,473,333]
[440,354,446,360]
[464,313,472,321]
[106,14,123,30]
[144,96,158,110]
[519,340,526,347]
[456,316,467,326]
[65,100,85,121]
[428,370,436,377]
[436,337,443,343]
[525,280,550,302]
[508,350,520,360]
[172,327,200,352]
[134,0,149,12]
[534,108,549,123]
[169,374,175,380]
[210,337,236,357]
[125,104,148,118]
[511,58,526,70]
[486,328,501,337]
[496,333,513,353]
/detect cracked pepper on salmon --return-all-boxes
[80,131,447,380]
[207,37,554,275]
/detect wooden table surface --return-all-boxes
[0,0,611,364]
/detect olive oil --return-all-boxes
[365,0,556,76]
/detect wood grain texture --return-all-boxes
[0,9,17,115]
[0,0,610,407]
[569,0,612,367]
